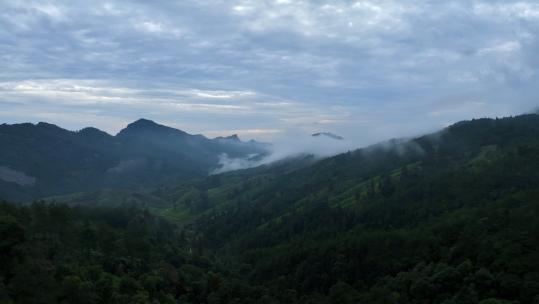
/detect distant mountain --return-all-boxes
[214,134,241,142]
[0,119,268,201]
[312,132,344,140]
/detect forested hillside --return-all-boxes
[166,114,539,303]
[187,115,539,303]
[0,202,257,303]
[2,114,539,303]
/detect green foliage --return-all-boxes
[0,202,258,303]
[3,114,539,303]
[172,114,539,303]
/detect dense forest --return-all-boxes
[0,202,262,303]
[2,114,539,303]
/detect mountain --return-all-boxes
[2,114,539,303]
[0,119,268,201]
[312,132,344,140]
[135,114,539,303]
[214,134,241,142]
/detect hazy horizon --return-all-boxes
[2,1,539,145]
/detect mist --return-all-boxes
[212,117,458,174]
[212,132,359,174]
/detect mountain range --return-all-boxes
[2,114,539,303]
[0,118,267,201]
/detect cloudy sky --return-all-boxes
[1,0,538,145]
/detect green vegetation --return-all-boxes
[176,115,539,303]
[2,114,539,303]
[0,202,259,303]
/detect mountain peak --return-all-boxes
[117,118,186,137]
[312,132,344,140]
[224,134,240,142]
[78,127,112,139]
[215,134,241,142]
[36,122,66,131]
[128,118,160,128]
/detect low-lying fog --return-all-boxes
[213,133,359,174]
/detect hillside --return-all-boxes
[0,201,252,304]
[2,114,539,303]
[0,119,267,202]
[160,114,539,303]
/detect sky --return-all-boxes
[1,0,539,147]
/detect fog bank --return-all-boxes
[212,132,358,174]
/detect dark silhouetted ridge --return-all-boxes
[215,134,241,142]
[116,118,187,137]
[312,132,344,140]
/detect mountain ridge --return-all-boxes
[0,118,268,201]
[3,113,539,303]
[312,132,344,140]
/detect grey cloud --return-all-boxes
[0,0,538,148]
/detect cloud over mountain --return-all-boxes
[1,0,538,146]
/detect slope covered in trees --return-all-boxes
[2,114,539,303]
[0,202,265,303]
[166,114,539,303]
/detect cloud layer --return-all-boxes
[1,0,539,147]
